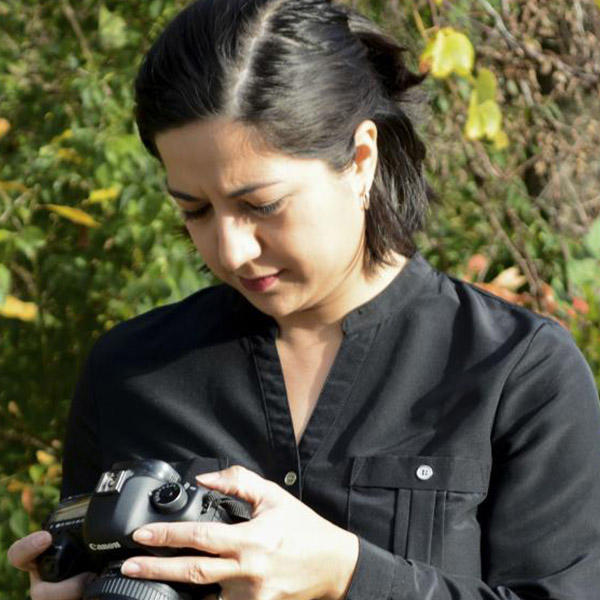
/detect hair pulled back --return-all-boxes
[134,0,435,275]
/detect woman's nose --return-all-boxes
[217,214,262,273]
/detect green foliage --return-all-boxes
[1,0,599,596]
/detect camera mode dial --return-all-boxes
[151,482,188,513]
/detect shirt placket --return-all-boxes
[249,322,380,500]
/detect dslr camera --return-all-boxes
[37,457,252,600]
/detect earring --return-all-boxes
[361,188,371,211]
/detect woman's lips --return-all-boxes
[240,270,282,292]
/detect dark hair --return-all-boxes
[134,0,436,276]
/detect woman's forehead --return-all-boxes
[157,118,330,195]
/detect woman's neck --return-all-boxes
[275,252,408,347]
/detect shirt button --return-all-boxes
[284,471,297,486]
[416,464,434,481]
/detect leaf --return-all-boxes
[36,450,56,465]
[0,263,11,304]
[491,266,527,291]
[14,226,46,260]
[583,217,600,258]
[21,486,35,514]
[50,128,73,144]
[464,92,503,141]
[56,147,83,164]
[9,509,29,538]
[0,229,14,243]
[28,464,45,483]
[45,204,100,228]
[442,30,474,77]
[0,295,38,321]
[475,68,497,103]
[420,28,474,78]
[567,257,600,288]
[8,400,22,417]
[465,91,483,140]
[473,282,521,304]
[99,4,128,50]
[478,99,502,138]
[85,185,122,205]
[0,117,10,138]
[0,180,28,193]
[493,129,509,150]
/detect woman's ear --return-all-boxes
[352,119,378,197]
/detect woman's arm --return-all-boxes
[61,344,104,499]
[344,321,600,599]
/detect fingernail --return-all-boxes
[196,471,220,484]
[133,529,153,542]
[122,561,141,575]
[33,531,50,548]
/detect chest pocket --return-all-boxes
[347,455,489,572]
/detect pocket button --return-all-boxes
[416,464,434,481]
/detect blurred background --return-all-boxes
[1,0,599,595]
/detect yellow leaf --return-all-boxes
[85,185,121,205]
[478,99,502,138]
[493,129,509,150]
[56,147,83,164]
[443,30,474,77]
[8,401,22,417]
[45,204,100,228]
[36,450,56,465]
[0,180,28,193]
[464,91,483,140]
[491,266,527,291]
[475,68,497,103]
[51,129,73,144]
[464,91,503,141]
[596,0,600,9]
[0,295,38,321]
[0,118,10,139]
[46,464,62,479]
[420,28,474,79]
[7,479,25,492]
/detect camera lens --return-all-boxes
[151,482,187,513]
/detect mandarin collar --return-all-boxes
[228,251,435,337]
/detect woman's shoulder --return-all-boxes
[88,282,239,362]
[426,260,568,346]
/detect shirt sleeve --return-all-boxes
[60,344,104,500]
[344,321,600,600]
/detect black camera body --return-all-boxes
[37,458,252,600]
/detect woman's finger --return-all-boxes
[132,520,251,554]
[195,464,280,508]
[7,531,52,571]
[121,555,239,585]
[29,570,95,600]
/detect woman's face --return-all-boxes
[155,116,374,332]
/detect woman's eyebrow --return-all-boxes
[166,180,282,202]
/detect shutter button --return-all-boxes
[284,471,297,486]
[416,464,434,481]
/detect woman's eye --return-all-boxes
[180,206,209,221]
[253,198,284,216]
[180,198,284,222]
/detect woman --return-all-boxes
[8,0,600,598]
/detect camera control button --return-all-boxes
[416,464,434,481]
[151,482,188,513]
[284,471,297,486]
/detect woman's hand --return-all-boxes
[120,465,359,600]
[7,530,96,600]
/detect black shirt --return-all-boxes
[61,251,600,599]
